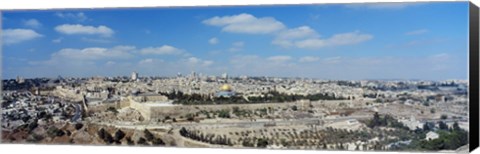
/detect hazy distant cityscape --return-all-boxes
[1,2,471,153]
[1,71,470,152]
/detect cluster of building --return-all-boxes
[1,71,470,149]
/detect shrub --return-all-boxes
[152,138,165,145]
[291,105,298,111]
[114,129,126,141]
[74,123,84,130]
[144,129,155,141]
[137,137,148,145]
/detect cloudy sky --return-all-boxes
[1,2,469,80]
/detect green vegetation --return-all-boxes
[291,105,298,111]
[256,138,269,148]
[106,107,118,115]
[217,109,231,118]
[440,114,448,120]
[166,90,346,105]
[144,129,155,141]
[185,113,195,121]
[97,128,114,144]
[232,106,252,117]
[406,122,468,151]
[179,127,232,146]
[362,112,468,151]
[74,123,84,130]
[114,129,125,141]
[366,112,409,130]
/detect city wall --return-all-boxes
[126,98,318,121]
[87,100,130,113]
[90,97,363,122]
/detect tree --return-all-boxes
[74,123,84,130]
[452,122,461,131]
[103,133,114,144]
[256,138,269,148]
[185,113,195,121]
[144,129,155,141]
[55,130,65,137]
[106,107,118,115]
[423,102,430,106]
[291,105,298,111]
[152,138,165,145]
[368,112,382,128]
[423,122,434,132]
[97,128,114,144]
[98,128,107,139]
[438,121,449,130]
[27,120,38,132]
[218,110,231,118]
[137,137,148,145]
[114,129,126,141]
[126,137,135,145]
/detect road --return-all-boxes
[71,103,82,122]
[90,115,371,130]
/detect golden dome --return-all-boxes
[220,84,232,91]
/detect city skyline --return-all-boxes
[2,2,469,80]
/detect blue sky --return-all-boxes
[1,2,469,80]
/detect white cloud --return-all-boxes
[267,55,292,62]
[273,26,319,48]
[429,53,450,61]
[27,46,136,77]
[81,37,113,43]
[186,57,214,67]
[323,57,342,64]
[204,14,372,50]
[276,26,318,40]
[229,41,245,52]
[52,37,63,43]
[233,41,244,47]
[50,46,135,61]
[229,55,297,77]
[23,19,41,28]
[55,12,88,22]
[405,29,428,35]
[139,45,184,55]
[2,29,42,45]
[294,31,373,49]
[203,60,214,66]
[55,24,114,37]
[138,58,154,65]
[187,57,200,63]
[30,45,191,70]
[230,55,260,64]
[105,61,116,65]
[203,13,285,34]
[209,37,219,45]
[299,56,320,62]
[22,45,213,78]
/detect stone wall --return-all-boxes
[126,98,316,121]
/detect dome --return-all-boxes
[220,84,232,91]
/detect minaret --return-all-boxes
[131,71,138,81]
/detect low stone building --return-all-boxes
[426,131,439,140]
